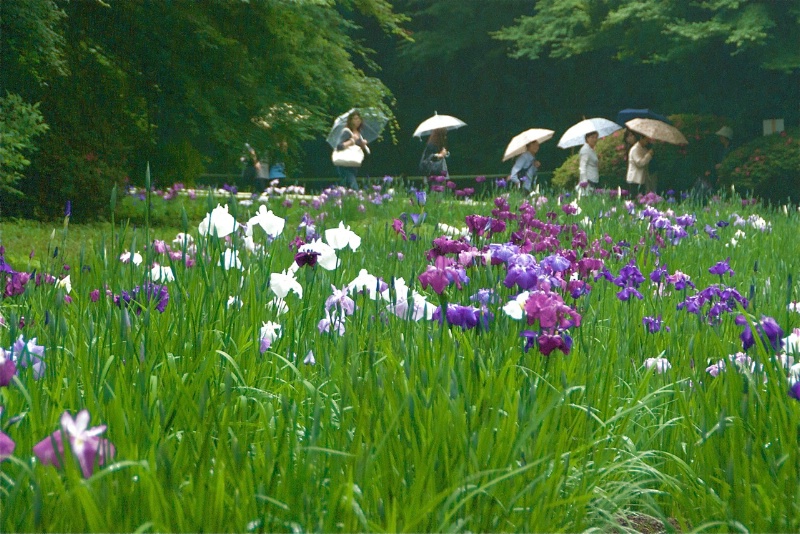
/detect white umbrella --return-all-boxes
[502,128,554,162]
[326,108,388,148]
[557,118,622,149]
[412,113,466,138]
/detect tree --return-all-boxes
[0,0,66,196]
[494,0,800,72]
[2,0,409,219]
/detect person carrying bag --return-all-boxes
[332,111,367,190]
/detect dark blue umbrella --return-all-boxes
[616,109,672,125]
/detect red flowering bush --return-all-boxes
[718,128,800,203]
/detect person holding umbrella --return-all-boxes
[579,131,600,190]
[509,141,541,191]
[626,133,654,193]
[503,128,554,191]
[420,128,450,177]
[624,117,688,193]
[414,113,466,177]
[333,111,368,190]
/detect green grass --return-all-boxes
[1,185,800,532]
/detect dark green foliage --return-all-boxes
[652,114,729,193]
[718,128,800,203]
[494,0,800,72]
[0,94,49,195]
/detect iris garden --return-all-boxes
[1,176,800,532]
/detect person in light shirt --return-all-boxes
[509,140,541,191]
[626,133,654,192]
[578,131,599,190]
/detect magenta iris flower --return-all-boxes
[0,408,14,460]
[33,410,115,478]
[392,219,406,241]
[0,348,17,386]
[418,257,469,294]
[523,290,581,329]
[520,330,573,356]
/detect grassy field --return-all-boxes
[1,182,800,532]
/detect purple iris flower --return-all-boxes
[4,271,31,297]
[504,254,540,291]
[650,264,669,284]
[541,254,571,273]
[470,289,497,306]
[114,283,169,314]
[675,214,696,227]
[409,213,426,226]
[651,216,671,229]
[496,178,507,188]
[704,225,719,240]
[11,336,45,379]
[735,314,783,351]
[489,243,520,265]
[716,220,730,228]
[709,257,734,277]
[790,382,800,401]
[666,225,688,245]
[433,304,483,330]
[614,260,645,288]
[617,287,644,301]
[642,315,668,333]
[294,250,321,267]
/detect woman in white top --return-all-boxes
[626,134,654,192]
[578,131,599,189]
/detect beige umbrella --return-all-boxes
[502,128,555,162]
[625,118,688,145]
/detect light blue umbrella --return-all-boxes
[326,108,388,148]
[557,118,623,149]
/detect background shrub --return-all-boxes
[0,93,49,195]
[718,128,800,203]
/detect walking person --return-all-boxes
[333,111,368,190]
[578,131,599,190]
[626,134,654,193]
[419,128,449,177]
[509,140,541,191]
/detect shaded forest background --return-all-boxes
[1,0,798,220]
